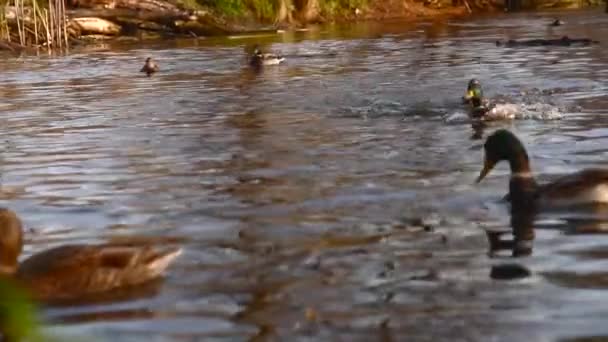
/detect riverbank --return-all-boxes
[0,0,604,52]
[0,0,494,52]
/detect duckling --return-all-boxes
[249,45,285,67]
[477,129,608,208]
[0,209,181,302]
[140,57,159,77]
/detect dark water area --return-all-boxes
[1,8,608,341]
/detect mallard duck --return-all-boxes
[249,45,285,67]
[462,79,488,118]
[462,79,518,120]
[0,208,181,302]
[140,57,159,77]
[477,129,608,208]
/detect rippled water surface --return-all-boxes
[2,8,608,341]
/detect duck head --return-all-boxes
[0,209,23,275]
[477,129,530,183]
[464,79,484,107]
[252,45,262,56]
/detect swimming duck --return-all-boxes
[477,129,608,208]
[550,18,564,26]
[0,208,181,302]
[462,79,518,120]
[249,45,285,67]
[462,79,488,118]
[140,57,159,76]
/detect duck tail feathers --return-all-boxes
[146,247,182,276]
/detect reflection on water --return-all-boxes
[1,7,608,342]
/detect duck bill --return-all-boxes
[476,157,496,183]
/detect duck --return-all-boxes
[249,45,285,67]
[0,208,181,302]
[476,129,608,208]
[550,18,564,26]
[462,79,487,117]
[140,57,159,77]
[462,79,518,120]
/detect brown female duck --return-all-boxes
[140,57,159,76]
[0,209,181,302]
[477,129,608,208]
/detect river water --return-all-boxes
[1,8,608,342]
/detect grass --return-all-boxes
[195,0,368,21]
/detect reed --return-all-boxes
[0,0,70,51]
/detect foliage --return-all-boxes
[320,0,367,16]
[0,278,41,342]
[196,0,368,20]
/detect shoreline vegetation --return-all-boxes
[0,0,604,53]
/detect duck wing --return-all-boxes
[537,169,608,204]
[17,244,181,301]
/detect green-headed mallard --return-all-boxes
[249,45,285,67]
[462,79,519,120]
[463,78,488,118]
[0,208,181,302]
[140,57,159,77]
[477,129,608,208]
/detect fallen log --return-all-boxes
[70,17,121,35]
[496,36,599,47]
[67,8,194,23]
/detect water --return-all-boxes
[1,8,608,341]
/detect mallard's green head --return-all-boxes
[466,79,483,99]
[477,129,531,182]
[252,45,262,56]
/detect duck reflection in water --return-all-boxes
[470,121,486,140]
[486,207,535,257]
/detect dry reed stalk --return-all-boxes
[15,0,23,45]
[44,8,50,46]
[49,0,54,47]
[33,0,38,47]
[62,0,68,50]
[36,5,50,48]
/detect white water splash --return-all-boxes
[444,102,563,122]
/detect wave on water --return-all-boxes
[337,99,407,118]
[444,102,564,123]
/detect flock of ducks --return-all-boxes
[2,35,607,306]
[140,45,285,77]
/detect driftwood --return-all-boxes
[496,36,599,47]
[67,8,194,23]
[69,0,186,15]
[70,17,121,35]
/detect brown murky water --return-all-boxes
[2,8,608,342]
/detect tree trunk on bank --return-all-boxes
[276,0,293,23]
[294,0,320,22]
